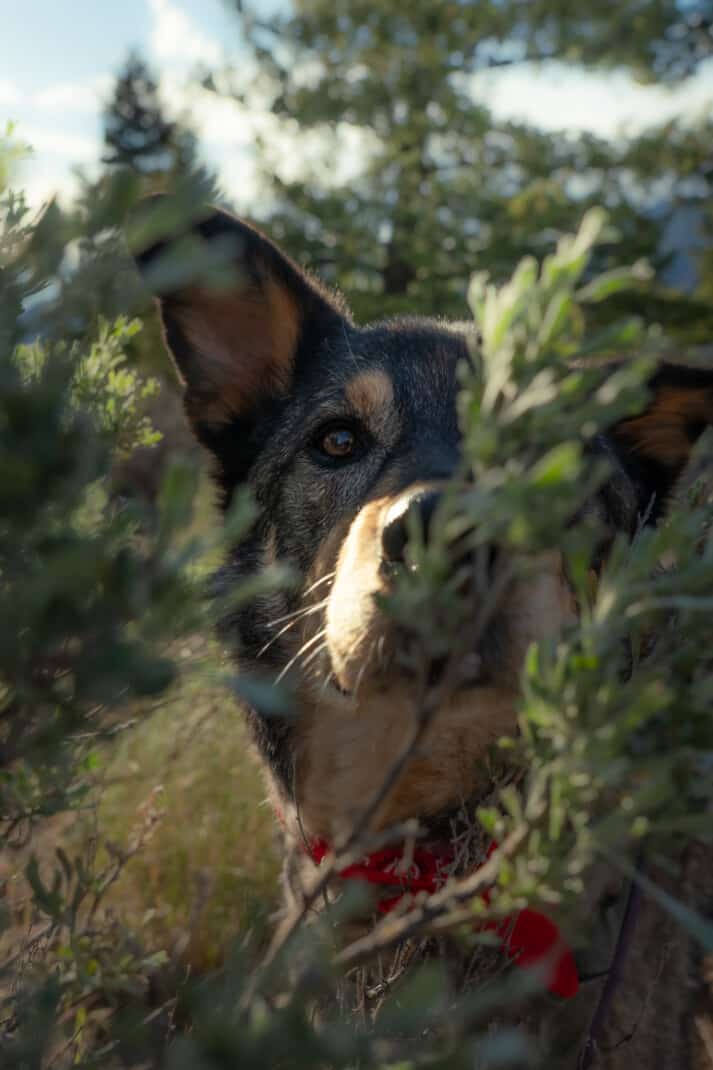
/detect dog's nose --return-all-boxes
[381,490,442,565]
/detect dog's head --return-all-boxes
[134,204,713,839]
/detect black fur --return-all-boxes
[131,203,713,799]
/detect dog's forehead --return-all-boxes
[309,319,474,416]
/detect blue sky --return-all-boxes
[1,0,245,203]
[2,0,712,211]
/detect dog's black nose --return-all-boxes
[381,490,442,565]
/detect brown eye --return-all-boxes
[319,426,356,458]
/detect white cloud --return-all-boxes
[22,126,96,162]
[213,150,263,209]
[473,60,713,138]
[180,80,252,147]
[12,29,713,220]
[148,70,258,202]
[0,80,20,107]
[153,73,376,213]
[20,169,83,210]
[32,76,112,115]
[148,0,222,69]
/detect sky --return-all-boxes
[2,0,713,212]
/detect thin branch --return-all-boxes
[241,557,518,1009]
[335,827,526,970]
[577,859,644,1070]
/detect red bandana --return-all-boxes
[310,838,579,999]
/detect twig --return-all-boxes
[0,922,55,978]
[240,555,517,1012]
[238,818,422,1011]
[334,827,526,970]
[577,860,644,1070]
[237,678,450,1009]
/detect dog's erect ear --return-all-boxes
[608,361,713,520]
[131,199,348,438]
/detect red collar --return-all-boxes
[309,838,579,999]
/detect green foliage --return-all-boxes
[103,51,201,180]
[1,179,187,818]
[2,7,713,1065]
[0,138,279,1066]
[231,1,713,339]
[465,215,713,916]
[17,317,161,453]
[515,0,713,82]
[379,211,713,939]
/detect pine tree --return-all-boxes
[36,53,222,497]
[102,51,199,178]
[506,0,712,82]
[52,51,218,357]
[234,1,712,337]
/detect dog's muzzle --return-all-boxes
[381,489,441,565]
[380,487,497,582]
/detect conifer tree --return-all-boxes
[103,51,199,178]
[234,1,713,337]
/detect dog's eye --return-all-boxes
[317,425,357,459]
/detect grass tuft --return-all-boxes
[94,659,281,971]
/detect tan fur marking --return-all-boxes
[302,547,576,841]
[617,386,713,466]
[325,497,391,692]
[345,370,394,419]
[176,277,300,425]
[295,684,518,841]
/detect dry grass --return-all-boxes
[93,663,281,970]
[89,467,282,971]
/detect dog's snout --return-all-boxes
[381,490,501,583]
[381,490,442,565]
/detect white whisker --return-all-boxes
[258,599,328,658]
[275,628,328,684]
[318,669,337,701]
[265,589,331,630]
[301,571,336,600]
[353,639,375,697]
[257,618,300,659]
[299,640,329,678]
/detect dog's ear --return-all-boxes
[608,361,713,520]
[131,199,348,442]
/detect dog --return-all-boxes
[132,203,713,1038]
